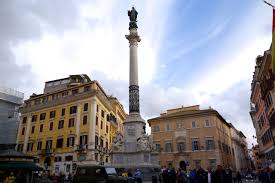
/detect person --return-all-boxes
[134,169,143,183]
[236,171,242,183]
[225,168,232,183]
[214,165,226,183]
[189,169,197,183]
[260,167,270,183]
[232,170,237,183]
[161,168,170,183]
[15,172,26,183]
[5,172,15,183]
[207,166,215,183]
[122,170,128,177]
[168,167,176,183]
[196,166,207,183]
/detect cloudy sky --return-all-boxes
[1,0,273,146]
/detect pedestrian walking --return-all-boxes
[236,171,242,183]
[232,170,237,183]
[134,169,143,183]
[207,166,215,183]
[214,165,226,183]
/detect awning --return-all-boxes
[0,161,43,171]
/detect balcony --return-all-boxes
[76,144,88,152]
[39,149,54,155]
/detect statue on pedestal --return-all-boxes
[112,133,124,152]
[128,7,138,30]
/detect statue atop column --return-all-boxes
[128,7,138,30]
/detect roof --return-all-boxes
[148,108,230,127]
[0,161,43,171]
[0,149,35,159]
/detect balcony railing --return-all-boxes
[39,149,54,155]
[77,144,88,151]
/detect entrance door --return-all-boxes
[179,160,186,171]
[44,157,51,170]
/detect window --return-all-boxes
[192,139,199,151]
[218,140,222,150]
[69,118,75,127]
[95,136,98,146]
[192,121,196,128]
[84,86,90,92]
[40,124,43,132]
[96,116,98,125]
[100,139,104,147]
[31,126,35,134]
[52,94,58,100]
[165,123,171,131]
[49,122,53,131]
[62,91,68,97]
[177,142,185,152]
[42,97,48,103]
[55,156,62,162]
[37,141,42,150]
[105,142,108,148]
[101,110,105,118]
[209,159,216,170]
[177,122,183,129]
[72,89,78,95]
[21,128,25,135]
[95,153,99,161]
[67,137,75,147]
[80,135,88,145]
[31,115,37,122]
[17,144,23,152]
[194,160,201,168]
[106,125,109,133]
[58,120,64,129]
[152,125,160,132]
[165,142,172,152]
[265,92,273,111]
[61,108,66,116]
[96,105,99,112]
[205,120,210,127]
[70,106,77,114]
[155,144,161,152]
[101,121,103,129]
[27,143,33,151]
[259,115,265,130]
[232,148,235,156]
[40,113,46,120]
[50,111,55,118]
[56,138,63,148]
[222,143,226,152]
[22,117,27,124]
[205,139,215,150]
[83,115,88,125]
[65,155,73,161]
[46,140,52,150]
[84,103,88,111]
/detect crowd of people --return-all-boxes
[160,165,247,183]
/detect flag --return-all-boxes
[272,9,275,74]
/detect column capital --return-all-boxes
[125,29,141,46]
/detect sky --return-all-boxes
[0,0,273,147]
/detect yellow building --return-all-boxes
[16,75,126,175]
[148,105,236,170]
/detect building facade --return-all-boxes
[148,105,248,170]
[250,49,275,166]
[230,124,249,171]
[16,75,126,175]
[0,87,23,150]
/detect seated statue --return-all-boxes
[136,133,151,151]
[111,132,124,152]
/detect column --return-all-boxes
[23,116,31,153]
[75,103,81,149]
[88,97,96,149]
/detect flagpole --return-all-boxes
[263,0,275,9]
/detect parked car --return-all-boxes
[245,173,254,180]
[73,165,130,183]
